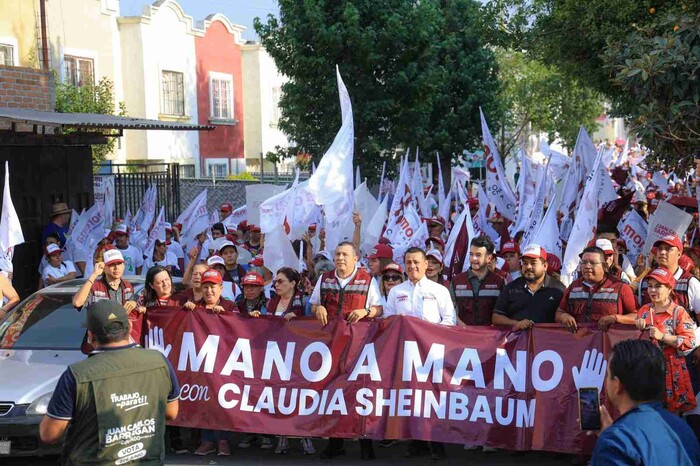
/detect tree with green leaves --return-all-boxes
[494,48,603,156]
[255,0,501,182]
[483,0,700,167]
[54,75,126,167]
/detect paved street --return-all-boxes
[3,437,577,465]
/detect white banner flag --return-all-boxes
[642,200,692,254]
[262,225,299,275]
[618,210,648,263]
[0,161,24,253]
[70,203,105,256]
[307,67,355,251]
[480,109,516,220]
[143,206,166,260]
[181,192,209,248]
[561,150,605,286]
[222,206,247,230]
[261,174,299,234]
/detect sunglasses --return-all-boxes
[383,275,402,282]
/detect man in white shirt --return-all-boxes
[112,224,144,276]
[383,246,453,459]
[383,247,455,326]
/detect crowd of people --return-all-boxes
[17,168,696,465]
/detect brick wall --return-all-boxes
[0,66,54,110]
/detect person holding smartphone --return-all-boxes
[634,267,697,415]
[590,339,700,465]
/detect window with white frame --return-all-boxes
[209,72,233,120]
[161,70,185,116]
[0,44,14,66]
[65,55,94,87]
[206,159,229,178]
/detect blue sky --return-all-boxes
[120,0,280,41]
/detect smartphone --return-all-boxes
[578,387,601,431]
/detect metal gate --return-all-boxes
[96,163,181,223]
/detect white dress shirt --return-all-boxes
[310,266,383,308]
[383,276,456,326]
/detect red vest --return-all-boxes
[267,290,307,317]
[564,276,626,323]
[452,270,505,325]
[320,269,372,318]
[640,268,694,320]
[82,278,137,353]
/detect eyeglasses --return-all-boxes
[580,261,602,266]
[383,275,403,282]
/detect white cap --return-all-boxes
[46,244,61,256]
[103,249,124,265]
[595,239,615,254]
[425,249,444,264]
[216,240,237,253]
[113,224,128,235]
[207,255,226,267]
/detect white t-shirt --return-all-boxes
[42,261,76,287]
[142,252,179,275]
[309,266,384,308]
[383,276,456,326]
[222,281,241,301]
[168,241,185,261]
[116,245,144,275]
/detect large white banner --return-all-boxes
[246,184,287,227]
[480,109,516,220]
[642,200,692,254]
[617,210,648,263]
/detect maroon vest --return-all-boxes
[267,290,307,317]
[565,276,626,323]
[452,271,505,325]
[319,269,372,318]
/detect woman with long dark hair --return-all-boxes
[266,267,309,320]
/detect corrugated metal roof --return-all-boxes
[0,107,214,131]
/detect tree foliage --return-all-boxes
[255,0,501,181]
[54,75,126,166]
[482,0,700,166]
[495,48,603,156]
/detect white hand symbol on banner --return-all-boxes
[146,326,171,357]
[572,349,607,392]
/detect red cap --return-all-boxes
[172,223,182,230]
[220,202,233,213]
[654,234,683,253]
[113,224,129,235]
[500,240,520,255]
[427,216,446,228]
[646,267,676,288]
[201,269,223,285]
[381,262,403,275]
[369,244,393,260]
[241,272,264,286]
[546,254,561,273]
[377,236,391,245]
[248,254,264,267]
[238,220,248,231]
[521,244,547,261]
[249,224,261,232]
[425,236,445,248]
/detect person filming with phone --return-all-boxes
[590,339,700,466]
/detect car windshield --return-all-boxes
[0,293,85,350]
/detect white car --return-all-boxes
[0,276,176,457]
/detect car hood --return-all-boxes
[0,349,84,404]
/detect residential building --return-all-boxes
[118,0,200,171]
[0,0,37,68]
[195,14,246,178]
[241,42,293,173]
